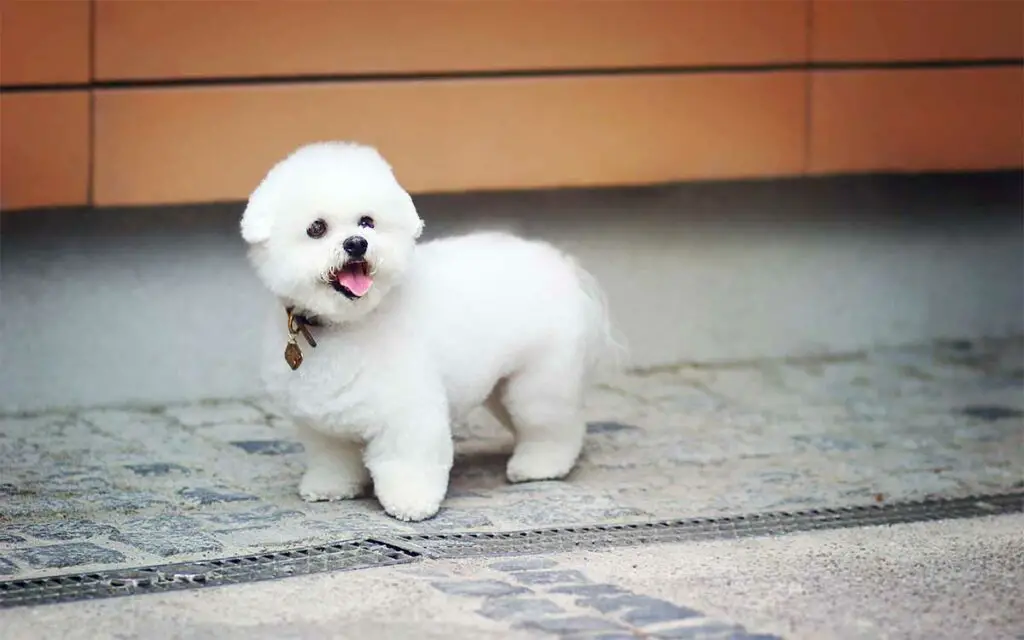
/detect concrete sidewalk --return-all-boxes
[3,514,1021,639]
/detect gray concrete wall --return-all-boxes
[1,173,1021,413]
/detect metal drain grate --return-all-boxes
[2,491,1020,609]
[397,491,1024,557]
[0,539,418,609]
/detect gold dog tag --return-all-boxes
[284,335,303,370]
[283,307,314,371]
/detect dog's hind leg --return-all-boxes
[499,355,587,483]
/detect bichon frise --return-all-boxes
[241,141,622,521]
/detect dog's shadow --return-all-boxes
[444,411,517,494]
[448,449,513,495]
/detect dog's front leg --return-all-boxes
[363,404,453,522]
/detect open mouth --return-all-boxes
[328,260,373,299]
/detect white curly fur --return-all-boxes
[241,141,623,521]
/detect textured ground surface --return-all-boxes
[1,337,1021,582]
[3,515,1022,640]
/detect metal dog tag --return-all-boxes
[283,307,317,371]
[284,335,303,371]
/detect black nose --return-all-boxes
[342,235,368,258]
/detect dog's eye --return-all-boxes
[306,219,328,239]
[358,216,375,229]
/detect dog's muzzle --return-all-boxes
[328,259,373,299]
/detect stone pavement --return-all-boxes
[1,337,1021,582]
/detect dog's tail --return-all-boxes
[573,260,629,384]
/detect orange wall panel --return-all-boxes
[0,0,91,86]
[1,91,90,210]
[812,0,1024,62]
[809,67,1024,174]
[94,0,808,80]
[93,73,807,206]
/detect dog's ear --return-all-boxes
[240,185,274,244]
[240,201,273,244]
[400,190,425,240]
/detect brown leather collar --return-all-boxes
[285,306,322,329]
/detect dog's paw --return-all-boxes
[298,466,366,502]
[377,494,442,522]
[371,463,448,522]
[506,444,579,483]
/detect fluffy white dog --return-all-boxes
[241,141,622,521]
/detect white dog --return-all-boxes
[240,141,622,521]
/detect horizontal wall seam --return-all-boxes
[2,58,1022,94]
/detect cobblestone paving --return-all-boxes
[1,338,1021,580]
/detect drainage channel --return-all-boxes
[2,491,1021,609]
[0,539,419,609]
[395,491,1024,558]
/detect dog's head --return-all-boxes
[241,142,424,324]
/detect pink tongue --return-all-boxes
[337,269,373,297]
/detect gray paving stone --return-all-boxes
[652,624,777,639]
[178,487,260,505]
[119,534,222,558]
[124,463,191,477]
[517,616,628,634]
[110,515,223,557]
[586,421,641,434]
[211,526,311,548]
[959,405,1024,421]
[300,513,399,538]
[93,492,168,513]
[618,598,702,626]
[477,596,565,620]
[13,520,118,541]
[577,594,696,619]
[488,558,558,572]
[114,515,204,536]
[412,508,493,531]
[230,440,304,455]
[511,569,591,586]
[12,543,126,569]
[0,557,19,575]
[430,579,530,598]
[549,584,630,597]
[44,471,111,491]
[0,496,82,520]
[192,506,305,530]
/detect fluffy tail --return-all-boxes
[573,260,629,383]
